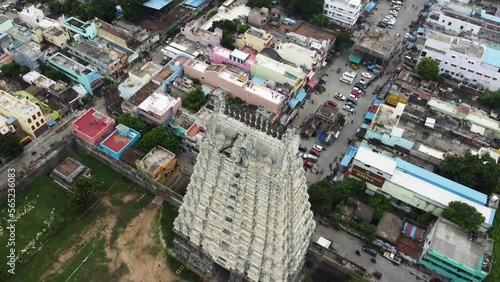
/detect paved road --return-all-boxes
[295,0,427,184]
[316,223,423,282]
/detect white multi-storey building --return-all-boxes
[419,30,500,90]
[173,101,315,282]
[323,0,362,28]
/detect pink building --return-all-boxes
[208,46,254,73]
[72,108,115,145]
[138,90,181,126]
[184,59,286,113]
[181,19,223,47]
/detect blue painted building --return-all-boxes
[62,17,98,40]
[98,124,141,160]
[48,53,102,95]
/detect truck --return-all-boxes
[383,252,401,265]
[340,75,355,85]
[367,64,384,75]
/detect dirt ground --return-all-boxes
[41,195,177,282]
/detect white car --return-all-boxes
[349,94,359,101]
[313,144,324,152]
[343,104,354,113]
[334,92,346,100]
[361,72,372,79]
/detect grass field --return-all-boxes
[1,149,200,282]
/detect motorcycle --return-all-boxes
[356,250,361,256]
[371,258,377,263]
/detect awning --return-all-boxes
[361,123,369,129]
[308,77,319,88]
[349,54,362,64]
[296,89,307,102]
[365,1,376,13]
[341,146,358,167]
[288,98,299,109]
[373,99,383,105]
[365,112,376,120]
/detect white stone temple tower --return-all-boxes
[173,100,315,282]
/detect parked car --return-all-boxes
[303,161,313,168]
[309,148,321,157]
[343,104,354,113]
[326,100,337,108]
[354,83,367,90]
[362,247,378,257]
[346,98,357,105]
[313,144,324,152]
[352,87,363,93]
[298,144,307,152]
[377,22,388,28]
[350,90,361,97]
[357,79,367,85]
[349,94,359,101]
[334,92,346,100]
[373,271,383,279]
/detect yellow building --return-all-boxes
[136,145,177,181]
[235,28,273,52]
[43,26,70,49]
[0,90,48,138]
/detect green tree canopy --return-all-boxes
[442,201,485,231]
[334,31,354,51]
[221,33,235,49]
[416,58,440,81]
[0,134,24,159]
[480,90,500,109]
[283,0,323,20]
[247,0,272,9]
[438,152,500,195]
[183,87,208,112]
[70,177,100,211]
[309,14,330,28]
[118,0,147,23]
[137,126,180,153]
[1,63,30,78]
[115,113,148,134]
[308,178,366,216]
[239,24,252,34]
[211,19,238,33]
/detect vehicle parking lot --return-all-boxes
[293,0,428,184]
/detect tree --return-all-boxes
[44,69,63,81]
[211,20,238,33]
[417,212,435,226]
[438,152,500,195]
[137,126,180,153]
[442,201,485,231]
[480,90,500,109]
[247,0,272,9]
[334,32,354,51]
[118,0,147,23]
[0,135,24,159]
[416,58,440,81]
[1,63,29,78]
[239,24,251,34]
[102,76,114,87]
[183,87,208,112]
[207,10,218,20]
[115,113,148,134]
[70,177,99,211]
[282,0,323,20]
[308,179,335,216]
[309,14,330,28]
[221,33,235,49]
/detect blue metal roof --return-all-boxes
[251,76,266,85]
[365,2,376,13]
[417,27,425,34]
[143,0,173,10]
[288,98,299,109]
[341,146,358,167]
[365,112,375,120]
[373,99,383,105]
[483,47,500,68]
[394,158,488,205]
[364,130,415,150]
[184,0,207,7]
[296,89,307,102]
[361,123,369,129]
[481,12,500,25]
[6,117,16,124]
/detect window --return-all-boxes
[451,64,457,67]
[473,79,477,82]
[31,125,35,130]
[448,22,452,26]
[451,56,456,59]
[468,69,474,73]
[450,72,455,75]
[460,67,466,70]
[36,122,40,127]
[420,51,427,57]
[376,172,383,176]
[444,62,448,64]
[444,70,450,73]
[28,118,32,123]
[37,112,41,117]
[225,217,233,223]
[32,114,36,120]
[440,68,444,71]
[436,59,441,62]
[460,26,464,30]
[476,72,482,76]
[469,61,474,65]
[485,75,491,78]
[493,78,498,81]
[455,73,460,76]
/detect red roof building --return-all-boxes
[72,108,115,145]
